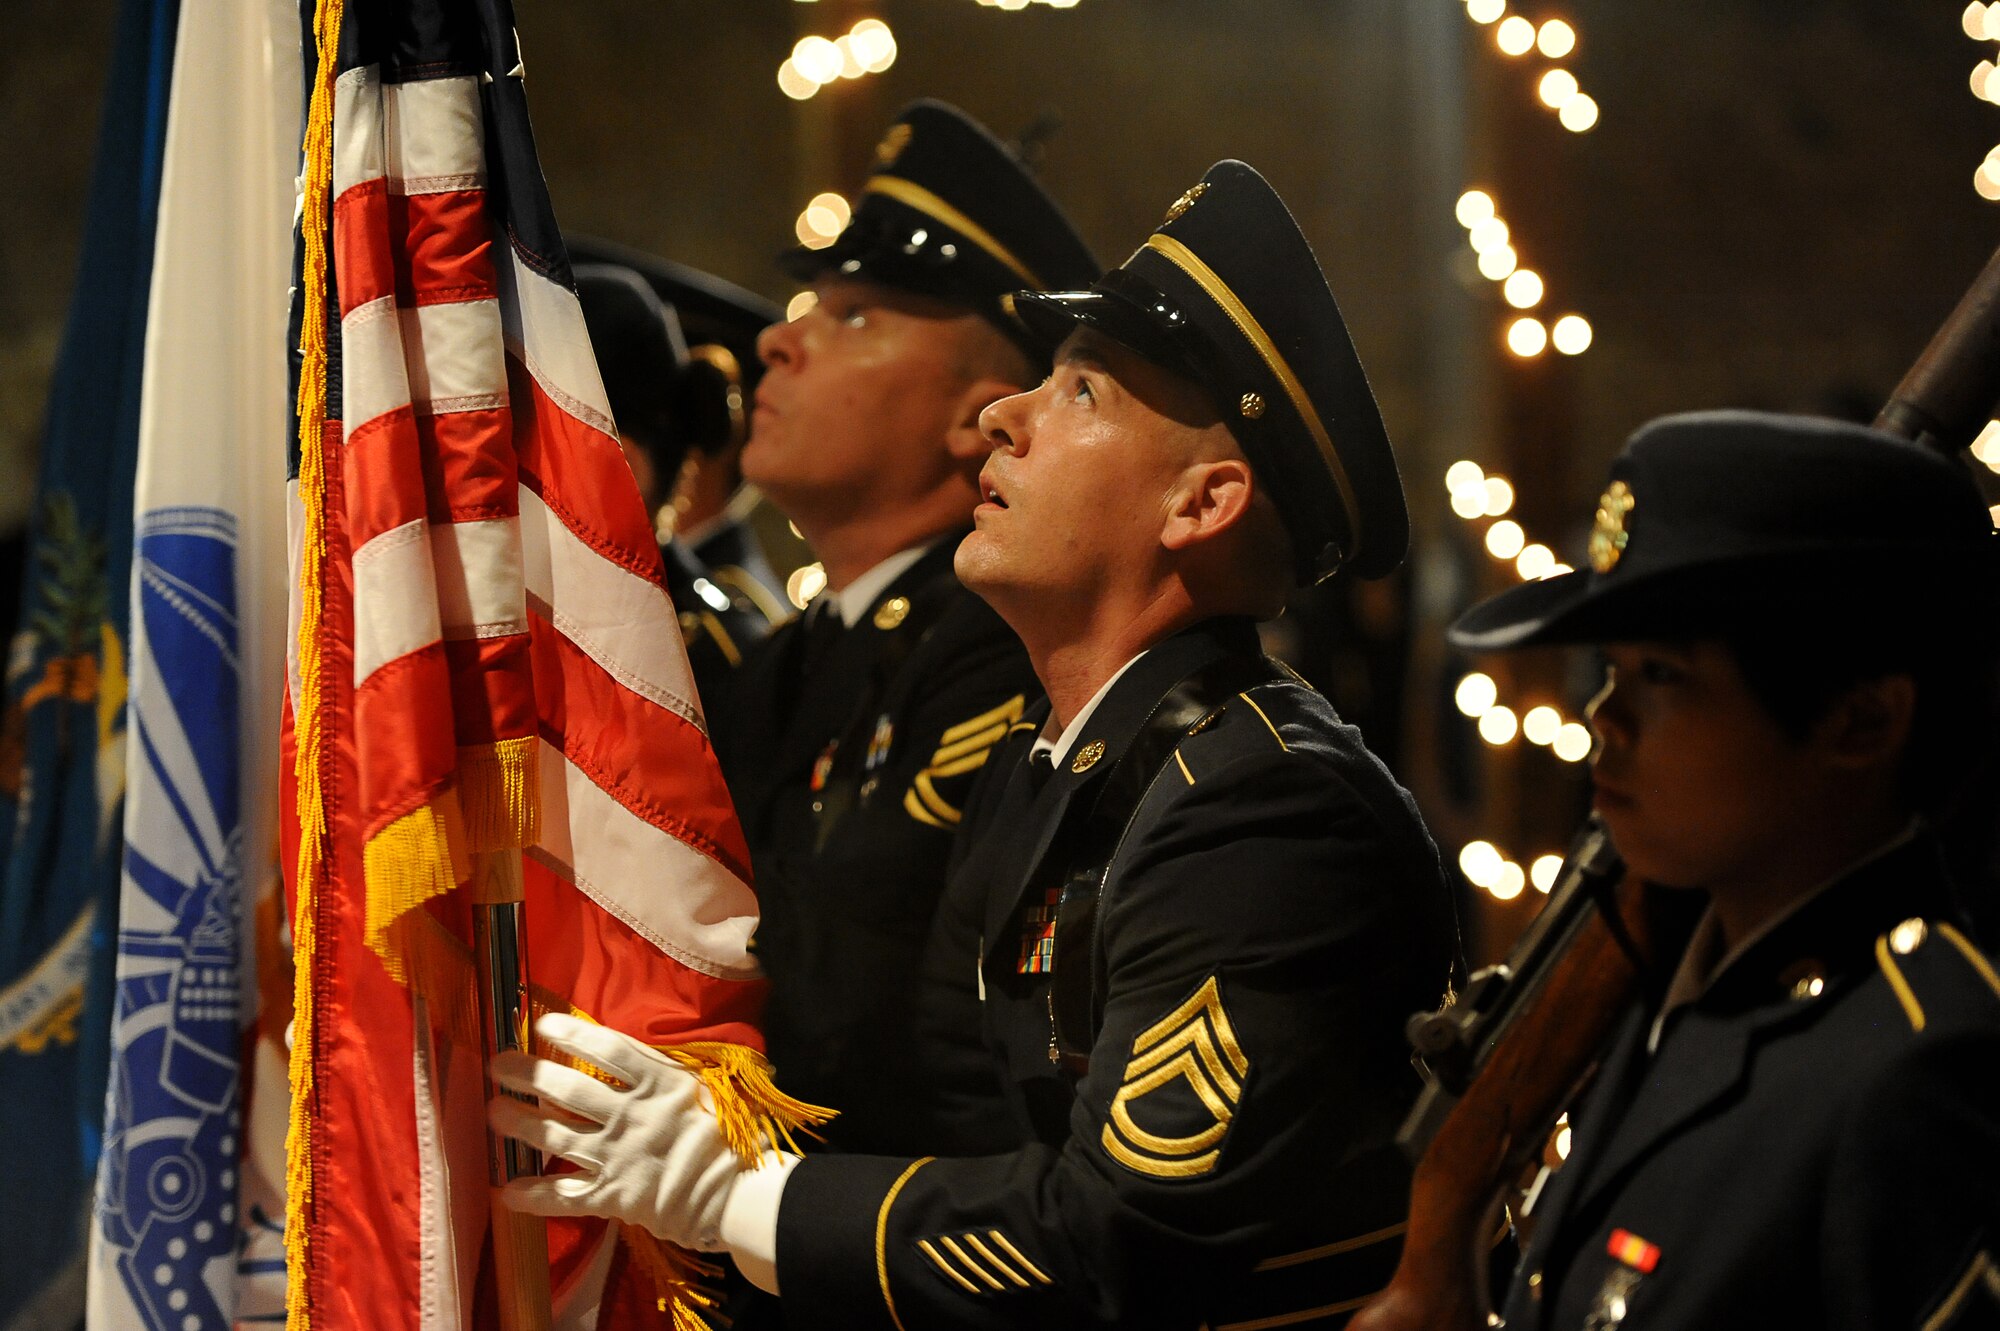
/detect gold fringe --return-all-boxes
[362,794,468,983]
[393,911,481,1049]
[660,1042,836,1164]
[520,1006,834,1323]
[622,1228,722,1331]
[458,736,542,854]
[526,990,836,1165]
[286,0,347,1323]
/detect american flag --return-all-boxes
[284,0,799,1325]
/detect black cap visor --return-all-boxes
[1010,286,1200,381]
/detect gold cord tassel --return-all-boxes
[285,0,347,1323]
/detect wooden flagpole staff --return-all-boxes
[473,849,553,1331]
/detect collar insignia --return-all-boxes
[1589,480,1636,573]
[1162,182,1208,226]
[873,595,911,630]
[1070,739,1106,773]
[875,122,913,167]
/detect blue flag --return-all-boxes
[0,0,179,1323]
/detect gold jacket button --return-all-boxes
[873,596,911,630]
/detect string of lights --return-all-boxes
[777,19,897,100]
[1447,4,1605,904]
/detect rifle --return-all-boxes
[1350,241,2000,1331]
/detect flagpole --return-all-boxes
[472,850,554,1331]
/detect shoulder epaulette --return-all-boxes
[1871,917,2000,1033]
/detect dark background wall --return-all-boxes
[5,1,1994,946]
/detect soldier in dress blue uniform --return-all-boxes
[1446,412,2000,1330]
[707,100,1101,1153]
[572,261,773,703]
[491,160,1459,1330]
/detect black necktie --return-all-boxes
[799,601,846,681]
[1025,748,1055,795]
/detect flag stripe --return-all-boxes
[333,180,397,315]
[529,739,757,980]
[351,643,458,835]
[351,518,443,682]
[430,516,526,638]
[393,189,496,303]
[443,635,536,747]
[518,485,702,728]
[341,297,414,445]
[403,301,507,409]
[530,613,745,873]
[420,409,519,523]
[382,76,483,190]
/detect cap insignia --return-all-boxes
[1162,182,1208,226]
[1070,739,1105,773]
[1239,392,1266,420]
[1589,480,1635,574]
[873,595,911,630]
[875,122,913,168]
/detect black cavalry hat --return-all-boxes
[1449,410,2000,650]
[574,262,687,465]
[570,237,782,460]
[779,99,1099,360]
[1010,160,1407,583]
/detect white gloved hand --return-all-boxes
[487,1012,749,1251]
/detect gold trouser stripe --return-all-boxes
[962,1233,1029,1287]
[939,694,1028,745]
[1921,1249,1998,1331]
[933,722,1010,766]
[986,1231,1052,1284]
[1238,691,1290,753]
[865,176,1045,289]
[877,1157,936,1329]
[1143,233,1361,557]
[1212,1291,1380,1330]
[1175,749,1196,785]
[1254,1222,1407,1272]
[1875,935,1927,1032]
[916,1238,981,1295]
[940,1235,1005,1291]
[1938,921,2000,1002]
[904,787,950,829]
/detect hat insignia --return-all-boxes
[1239,392,1266,420]
[1589,480,1635,573]
[1162,182,1208,226]
[875,122,913,168]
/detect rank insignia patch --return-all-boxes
[904,694,1026,828]
[1101,975,1250,1180]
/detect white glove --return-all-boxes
[487,1012,753,1252]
